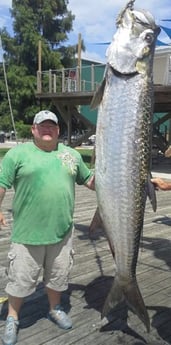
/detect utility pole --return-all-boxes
[38,39,42,92]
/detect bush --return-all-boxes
[15,122,32,139]
[0,148,9,157]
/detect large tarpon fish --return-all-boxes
[91,0,160,332]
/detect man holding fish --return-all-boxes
[0,110,95,345]
[0,0,163,343]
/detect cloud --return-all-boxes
[68,0,171,61]
[69,0,171,32]
[0,0,12,32]
[81,49,106,63]
[68,0,121,42]
[0,0,11,7]
[0,0,170,63]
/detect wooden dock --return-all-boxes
[0,163,171,344]
[35,63,171,147]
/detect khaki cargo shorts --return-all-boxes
[5,229,74,298]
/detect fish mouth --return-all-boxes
[116,0,160,36]
[131,14,161,44]
[106,1,160,75]
[134,16,161,36]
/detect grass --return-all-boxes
[76,147,94,168]
[0,148,10,157]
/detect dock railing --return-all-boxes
[37,63,105,94]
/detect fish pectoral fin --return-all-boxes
[146,173,157,212]
[124,279,150,333]
[90,77,106,109]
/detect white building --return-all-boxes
[153,46,171,85]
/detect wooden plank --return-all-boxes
[0,176,171,344]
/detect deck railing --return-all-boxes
[37,63,106,94]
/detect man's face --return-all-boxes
[31,120,60,145]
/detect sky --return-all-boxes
[0,0,171,63]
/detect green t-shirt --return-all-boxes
[0,142,92,245]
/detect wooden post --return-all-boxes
[76,66,80,92]
[168,118,171,145]
[53,74,56,93]
[91,64,95,91]
[77,33,82,91]
[49,69,52,93]
[62,68,65,92]
[67,106,72,146]
[37,71,41,93]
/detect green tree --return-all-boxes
[0,0,76,134]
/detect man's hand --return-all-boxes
[0,211,6,226]
[85,175,95,190]
[0,187,7,226]
[151,177,171,191]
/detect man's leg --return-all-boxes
[46,287,72,330]
[46,287,61,310]
[7,295,23,320]
[45,231,74,330]
[2,296,23,345]
[3,243,43,344]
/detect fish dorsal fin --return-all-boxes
[90,77,106,110]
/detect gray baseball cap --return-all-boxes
[33,110,58,124]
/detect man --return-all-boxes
[0,110,95,345]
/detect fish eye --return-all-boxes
[145,33,154,44]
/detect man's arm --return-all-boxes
[0,187,7,226]
[85,175,95,190]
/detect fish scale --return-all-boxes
[91,0,160,333]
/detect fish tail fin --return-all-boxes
[124,279,150,332]
[102,276,150,332]
[102,275,124,318]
